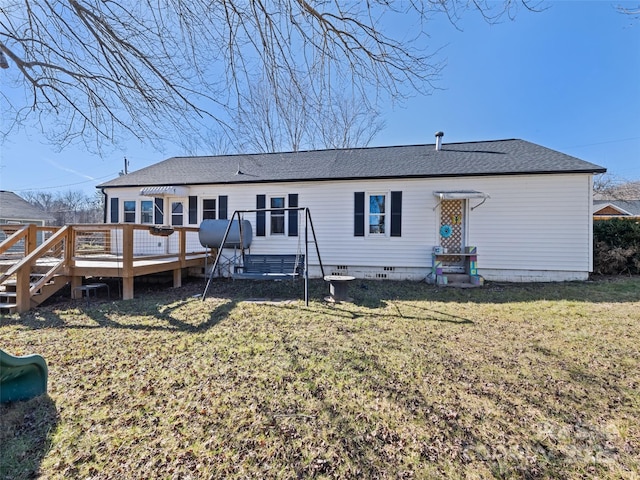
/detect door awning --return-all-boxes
[433,190,489,200]
[433,190,490,210]
[139,186,190,197]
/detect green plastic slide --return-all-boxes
[0,349,48,403]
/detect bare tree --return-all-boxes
[611,181,640,200]
[21,190,55,212]
[309,95,385,150]
[233,80,305,153]
[594,174,640,200]
[0,1,541,152]
[230,76,383,152]
[22,189,103,224]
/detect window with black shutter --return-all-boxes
[256,195,266,236]
[288,194,298,236]
[110,197,119,223]
[188,196,198,224]
[219,195,228,220]
[354,192,365,236]
[390,191,402,237]
[354,191,402,237]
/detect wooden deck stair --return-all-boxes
[0,226,72,314]
[1,223,208,313]
[0,273,70,314]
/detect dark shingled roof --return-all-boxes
[0,191,55,222]
[98,139,606,189]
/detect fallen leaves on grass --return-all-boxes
[1,277,639,479]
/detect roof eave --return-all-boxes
[97,167,608,190]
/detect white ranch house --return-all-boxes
[98,138,606,283]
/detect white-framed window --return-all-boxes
[141,200,154,224]
[123,201,136,223]
[270,196,285,235]
[368,193,387,235]
[171,201,184,226]
[202,199,217,220]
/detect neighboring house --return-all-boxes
[98,137,606,282]
[0,190,55,226]
[0,190,55,252]
[593,200,640,220]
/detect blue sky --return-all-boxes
[1,0,638,196]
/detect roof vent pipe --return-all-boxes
[435,131,444,151]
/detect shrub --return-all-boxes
[593,219,640,275]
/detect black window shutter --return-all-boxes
[390,191,402,237]
[256,195,266,236]
[188,196,198,224]
[288,194,298,236]
[219,195,228,220]
[110,197,119,223]
[354,192,365,237]
[154,198,164,225]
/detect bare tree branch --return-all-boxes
[0,1,539,152]
[617,4,640,16]
[594,174,640,200]
[22,189,103,224]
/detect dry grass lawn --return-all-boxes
[1,276,639,479]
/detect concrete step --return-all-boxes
[435,273,484,288]
[446,273,471,284]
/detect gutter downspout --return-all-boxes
[101,188,108,224]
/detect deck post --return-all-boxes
[172,227,186,288]
[122,224,134,300]
[70,276,83,299]
[16,262,31,313]
[173,268,182,288]
[65,227,81,297]
[65,225,75,277]
[178,228,187,267]
[26,224,37,255]
[122,277,134,300]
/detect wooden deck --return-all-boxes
[0,224,211,313]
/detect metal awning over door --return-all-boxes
[433,190,489,210]
[139,186,190,197]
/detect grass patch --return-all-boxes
[1,277,639,479]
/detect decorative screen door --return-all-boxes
[439,199,465,272]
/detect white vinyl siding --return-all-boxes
[105,172,595,281]
[467,175,592,273]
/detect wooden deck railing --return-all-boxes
[0,223,210,313]
[0,224,31,256]
[0,224,59,257]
